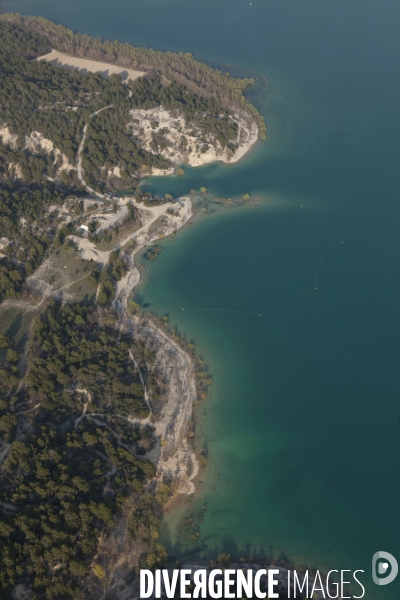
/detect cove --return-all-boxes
[6,0,400,597]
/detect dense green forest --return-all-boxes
[0,302,165,598]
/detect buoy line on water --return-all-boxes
[146,204,344,319]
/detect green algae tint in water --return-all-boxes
[7,0,400,597]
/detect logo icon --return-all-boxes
[372,552,398,585]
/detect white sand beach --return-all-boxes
[36,49,145,83]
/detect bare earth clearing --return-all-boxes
[130,106,259,174]
[36,49,145,83]
[0,125,75,179]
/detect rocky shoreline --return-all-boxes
[111,196,200,498]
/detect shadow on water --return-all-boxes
[163,522,283,568]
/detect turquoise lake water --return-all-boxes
[5,0,400,596]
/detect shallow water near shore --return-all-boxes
[6,0,400,597]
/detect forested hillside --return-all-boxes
[0,303,167,598]
[0,12,266,139]
[0,185,65,302]
[0,17,263,303]
[0,18,262,195]
[0,15,259,598]
[0,20,167,187]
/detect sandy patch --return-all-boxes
[108,165,122,178]
[7,162,23,180]
[25,130,75,172]
[0,124,18,147]
[151,166,175,176]
[37,49,145,84]
[1,127,74,175]
[94,205,129,233]
[230,109,260,162]
[25,131,54,154]
[68,235,111,262]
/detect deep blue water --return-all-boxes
[5,0,400,596]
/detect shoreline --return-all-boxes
[109,196,201,497]
[111,195,274,499]
[27,122,271,504]
[65,112,262,501]
[139,107,259,176]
